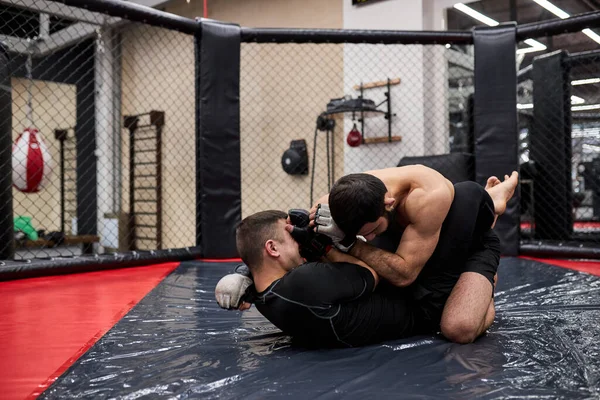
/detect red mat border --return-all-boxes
[197,258,242,263]
[0,263,179,400]
[520,256,600,277]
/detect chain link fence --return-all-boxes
[3,0,599,262]
[1,0,196,260]
[240,41,475,217]
[518,34,600,246]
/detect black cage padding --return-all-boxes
[530,51,573,240]
[196,21,242,258]
[0,44,14,259]
[398,153,474,184]
[473,24,520,256]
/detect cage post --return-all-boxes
[530,50,573,240]
[0,43,14,260]
[55,129,68,233]
[473,23,519,255]
[124,115,139,251]
[196,21,242,258]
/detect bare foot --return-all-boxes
[485,176,501,191]
[485,171,519,216]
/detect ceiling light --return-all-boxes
[531,0,570,19]
[455,3,545,54]
[573,130,600,138]
[572,78,600,86]
[519,103,600,111]
[571,95,585,104]
[582,28,600,45]
[517,103,534,110]
[573,104,600,111]
[453,3,499,26]
[517,39,547,54]
[583,144,600,152]
[530,1,600,45]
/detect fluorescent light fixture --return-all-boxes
[572,78,600,86]
[571,95,586,104]
[518,102,600,111]
[573,131,600,138]
[524,39,544,47]
[531,1,600,45]
[454,3,546,54]
[583,143,600,152]
[582,28,600,44]
[573,104,600,111]
[517,39,547,54]
[531,0,570,19]
[453,3,499,26]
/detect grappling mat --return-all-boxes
[19,259,600,398]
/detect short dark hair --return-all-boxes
[328,173,387,235]
[236,210,288,271]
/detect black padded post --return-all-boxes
[0,44,14,259]
[76,72,97,253]
[473,24,519,255]
[196,21,241,258]
[530,51,572,240]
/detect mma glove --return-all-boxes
[288,209,333,262]
[215,264,255,310]
[313,204,357,253]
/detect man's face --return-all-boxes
[275,220,304,269]
[357,213,391,241]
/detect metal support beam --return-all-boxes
[509,0,517,22]
[0,0,108,25]
[36,18,125,56]
[40,13,50,40]
[37,22,99,56]
[0,35,30,54]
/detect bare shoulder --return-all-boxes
[404,186,453,228]
[365,165,426,180]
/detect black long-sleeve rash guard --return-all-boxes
[254,262,422,347]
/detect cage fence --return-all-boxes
[518,31,600,247]
[1,0,196,260]
[2,0,600,264]
[240,41,475,218]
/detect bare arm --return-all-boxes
[324,248,379,289]
[349,187,452,287]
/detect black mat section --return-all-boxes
[42,259,600,399]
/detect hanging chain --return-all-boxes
[26,38,34,127]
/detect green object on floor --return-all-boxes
[14,216,38,240]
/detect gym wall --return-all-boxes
[342,0,451,174]
[120,25,196,250]
[11,78,76,235]
[169,0,345,215]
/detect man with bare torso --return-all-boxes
[310,165,518,343]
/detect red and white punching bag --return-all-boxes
[346,123,362,147]
[12,127,53,193]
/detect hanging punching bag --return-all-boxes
[12,127,53,193]
[346,123,362,147]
